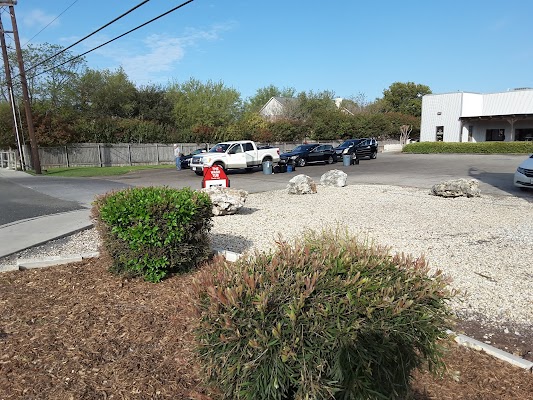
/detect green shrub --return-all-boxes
[403,141,533,154]
[192,229,455,400]
[93,186,213,282]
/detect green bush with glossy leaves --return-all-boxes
[93,186,212,282]
[192,229,455,400]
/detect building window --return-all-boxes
[436,126,444,141]
[516,128,533,141]
[486,129,505,141]
[468,126,473,142]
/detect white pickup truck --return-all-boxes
[189,140,280,175]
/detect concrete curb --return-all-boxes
[17,252,100,270]
[448,330,533,372]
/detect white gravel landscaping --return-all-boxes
[1,184,532,329]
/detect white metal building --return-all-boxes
[420,89,533,142]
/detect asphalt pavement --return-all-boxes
[1,152,531,259]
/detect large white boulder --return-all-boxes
[200,187,248,216]
[320,169,347,187]
[287,174,317,195]
[430,178,481,198]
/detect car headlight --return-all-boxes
[517,167,525,174]
[343,149,348,154]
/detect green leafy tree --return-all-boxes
[295,90,338,121]
[0,102,15,148]
[380,81,431,117]
[1,43,86,108]
[73,67,137,119]
[134,84,173,125]
[168,78,243,139]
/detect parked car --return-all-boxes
[280,144,337,167]
[334,138,378,161]
[513,154,533,189]
[180,148,206,169]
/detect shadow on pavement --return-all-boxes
[468,167,533,201]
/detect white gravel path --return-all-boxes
[1,184,532,329]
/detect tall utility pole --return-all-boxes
[0,16,24,170]
[0,1,41,174]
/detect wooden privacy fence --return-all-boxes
[20,140,391,169]
[28,143,200,168]
[28,142,315,169]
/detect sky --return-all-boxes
[4,0,533,102]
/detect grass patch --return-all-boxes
[28,164,174,177]
[403,141,533,154]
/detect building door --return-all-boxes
[436,126,444,141]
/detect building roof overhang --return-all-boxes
[459,113,533,121]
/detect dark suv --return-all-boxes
[334,138,378,161]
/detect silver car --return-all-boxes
[513,154,533,189]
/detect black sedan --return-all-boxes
[280,144,337,167]
[180,148,207,169]
[334,138,378,161]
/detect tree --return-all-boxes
[73,67,137,119]
[341,92,370,114]
[168,78,242,137]
[244,84,296,113]
[134,84,173,125]
[400,124,413,145]
[3,43,86,108]
[380,82,431,117]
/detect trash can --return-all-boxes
[287,160,296,172]
[343,154,352,166]
[262,160,273,174]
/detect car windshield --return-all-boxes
[209,143,231,153]
[338,140,361,148]
[291,144,317,152]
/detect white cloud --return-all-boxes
[21,9,59,29]
[88,23,235,84]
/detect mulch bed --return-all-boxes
[1,258,532,400]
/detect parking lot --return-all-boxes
[1,152,530,227]
[105,152,532,198]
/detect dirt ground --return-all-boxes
[1,257,532,400]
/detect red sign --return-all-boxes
[202,165,230,188]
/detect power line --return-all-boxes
[27,0,195,80]
[24,0,151,74]
[22,0,81,47]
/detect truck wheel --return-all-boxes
[213,161,226,171]
[194,170,203,176]
[297,157,306,167]
[370,150,377,159]
[325,155,334,164]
